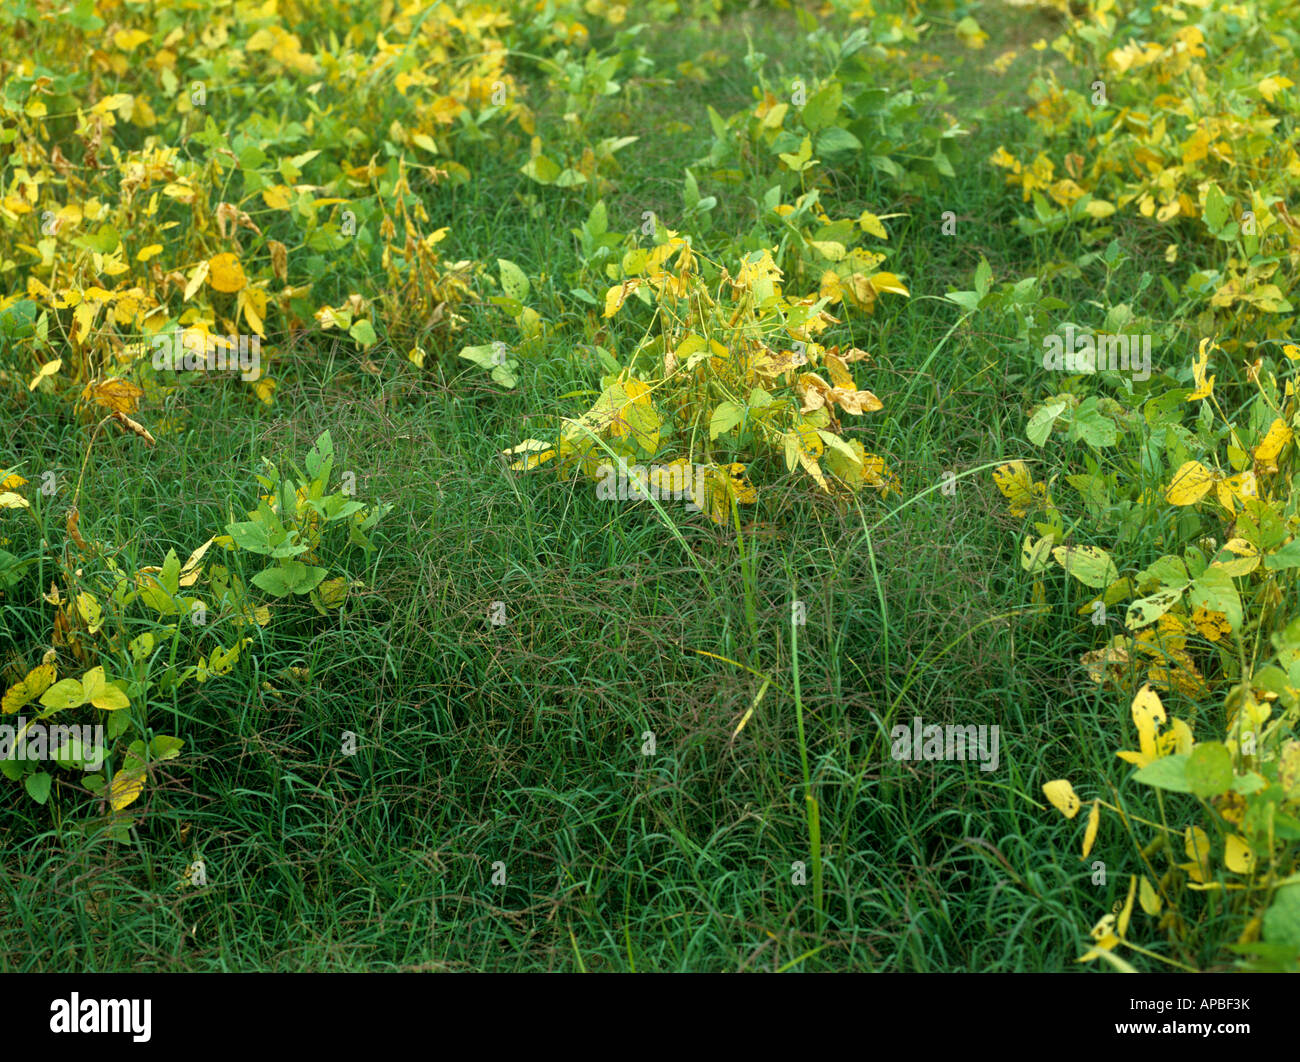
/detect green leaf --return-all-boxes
[225,520,305,558]
[1263,883,1300,950]
[24,771,52,804]
[815,127,861,156]
[1067,402,1118,448]
[1188,564,1242,633]
[498,258,530,302]
[305,431,334,483]
[348,319,378,348]
[1265,540,1300,571]
[709,400,746,439]
[1125,587,1184,629]
[159,548,181,595]
[520,154,561,184]
[251,560,328,597]
[1204,183,1230,235]
[1027,400,1068,446]
[802,81,842,133]
[150,735,185,762]
[1132,753,1192,792]
[490,361,519,388]
[1186,742,1233,798]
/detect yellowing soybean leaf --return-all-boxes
[857,211,887,238]
[1021,535,1054,573]
[497,259,530,303]
[1043,778,1081,818]
[1125,587,1184,630]
[625,401,661,454]
[82,666,130,710]
[869,272,909,297]
[315,576,349,610]
[109,768,146,812]
[1081,800,1100,858]
[1051,544,1118,588]
[39,677,86,711]
[183,260,210,301]
[28,358,61,391]
[501,439,556,471]
[1139,876,1162,916]
[76,592,104,634]
[1117,875,1137,938]
[113,29,151,51]
[1166,460,1215,505]
[1254,418,1292,464]
[603,280,638,319]
[1224,834,1255,875]
[84,377,143,414]
[992,461,1046,517]
[208,253,247,293]
[1130,684,1166,761]
[262,185,294,210]
[709,400,746,439]
[3,663,56,715]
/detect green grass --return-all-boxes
[1,2,1226,971]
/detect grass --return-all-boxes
[0,1,1230,971]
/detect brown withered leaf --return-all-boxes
[269,239,288,283]
[110,410,156,446]
[83,376,143,414]
[66,505,88,551]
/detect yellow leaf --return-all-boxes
[3,663,56,715]
[1188,338,1215,401]
[109,768,146,811]
[1081,800,1100,858]
[603,280,638,319]
[179,538,215,586]
[1043,778,1081,818]
[501,439,556,471]
[262,185,294,210]
[83,377,143,414]
[39,677,86,711]
[183,260,210,301]
[1130,684,1166,765]
[1224,834,1255,875]
[857,211,888,239]
[1117,875,1137,938]
[1139,876,1162,916]
[993,461,1048,517]
[208,253,247,293]
[113,29,151,51]
[82,666,130,710]
[869,271,909,297]
[1254,418,1292,465]
[1165,460,1214,506]
[76,592,103,634]
[137,244,164,261]
[1258,75,1294,103]
[28,358,61,391]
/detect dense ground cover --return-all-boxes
[2,0,1298,971]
